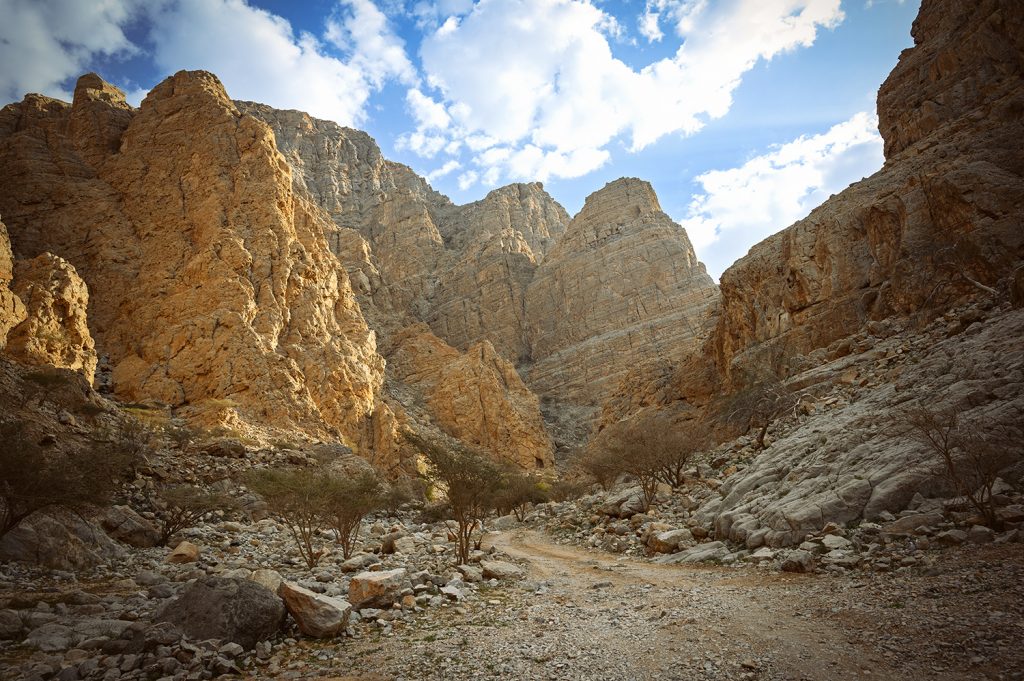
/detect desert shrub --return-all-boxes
[405,431,502,565]
[327,470,386,559]
[245,468,336,569]
[382,476,419,514]
[722,370,797,450]
[546,478,589,503]
[154,484,239,546]
[0,421,139,538]
[495,471,549,521]
[903,406,1024,529]
[578,445,622,490]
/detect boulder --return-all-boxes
[0,508,125,570]
[277,581,351,638]
[655,541,729,564]
[100,505,161,548]
[780,550,816,574]
[249,569,283,593]
[348,568,409,610]
[155,577,285,649]
[480,559,524,580]
[340,553,380,573]
[881,512,944,536]
[648,528,693,554]
[165,541,200,564]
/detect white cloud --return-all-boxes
[413,0,844,188]
[457,170,478,190]
[425,159,461,181]
[0,0,144,102]
[638,10,663,42]
[679,111,884,279]
[324,0,416,87]
[406,88,450,129]
[146,0,413,126]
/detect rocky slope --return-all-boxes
[705,0,1023,384]
[627,0,1024,545]
[525,178,718,405]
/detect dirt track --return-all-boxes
[330,529,976,681]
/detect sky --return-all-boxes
[0,0,920,278]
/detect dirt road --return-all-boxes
[333,529,967,681]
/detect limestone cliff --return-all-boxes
[659,0,1024,546]
[387,324,555,470]
[0,72,385,445]
[0,221,26,346]
[237,103,569,361]
[6,253,96,380]
[707,0,1024,382]
[524,178,718,405]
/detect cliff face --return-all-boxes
[660,0,1024,546]
[238,103,569,362]
[0,71,385,444]
[524,178,718,405]
[708,0,1024,381]
[387,324,555,470]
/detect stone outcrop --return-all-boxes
[0,71,385,445]
[0,220,26,347]
[706,0,1024,384]
[5,253,96,380]
[524,178,718,405]
[387,324,554,470]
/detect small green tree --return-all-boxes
[327,470,385,559]
[495,471,548,522]
[405,431,502,565]
[154,484,239,547]
[245,468,335,569]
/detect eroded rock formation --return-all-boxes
[708,0,1024,383]
[0,71,384,445]
[525,178,718,405]
[387,324,554,470]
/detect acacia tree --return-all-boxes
[723,370,797,450]
[153,484,239,547]
[903,406,1023,529]
[578,445,622,490]
[405,431,502,565]
[245,468,335,569]
[0,420,140,538]
[494,471,548,522]
[327,470,385,559]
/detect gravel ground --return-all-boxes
[251,529,1022,681]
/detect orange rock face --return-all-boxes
[0,71,384,443]
[387,324,554,470]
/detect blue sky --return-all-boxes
[0,0,920,277]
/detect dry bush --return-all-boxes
[0,421,140,538]
[327,470,386,559]
[495,471,549,522]
[154,484,239,547]
[903,405,1023,529]
[546,478,589,503]
[721,370,797,450]
[577,445,622,490]
[405,430,502,565]
[245,468,336,569]
[588,413,707,511]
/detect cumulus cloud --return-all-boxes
[146,0,414,126]
[412,0,844,189]
[425,159,461,181]
[679,111,884,279]
[0,0,145,102]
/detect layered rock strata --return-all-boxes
[524,178,718,405]
[708,0,1024,382]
